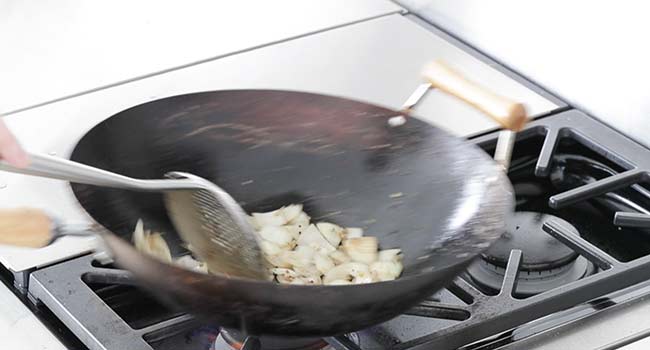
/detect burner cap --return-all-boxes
[484,212,579,270]
[466,211,597,297]
[215,328,352,350]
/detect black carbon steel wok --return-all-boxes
[69,85,513,336]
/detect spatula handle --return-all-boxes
[0,152,197,191]
[422,60,528,131]
[0,208,53,248]
[0,153,141,188]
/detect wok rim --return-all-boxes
[78,89,514,287]
[69,89,514,335]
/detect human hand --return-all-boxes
[0,119,28,167]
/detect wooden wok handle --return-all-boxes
[422,60,528,131]
[0,208,53,248]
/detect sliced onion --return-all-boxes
[284,225,303,240]
[297,224,336,253]
[266,254,291,268]
[289,212,311,226]
[135,203,404,285]
[280,204,303,223]
[344,227,364,239]
[300,275,322,285]
[294,245,316,261]
[370,261,403,282]
[378,249,402,262]
[343,237,378,264]
[259,240,283,256]
[352,275,374,284]
[174,255,208,273]
[252,210,287,227]
[258,226,294,248]
[329,250,351,265]
[293,264,320,279]
[273,268,298,284]
[323,262,370,284]
[314,253,335,274]
[280,250,311,268]
[316,222,343,247]
[132,219,172,263]
[247,215,261,230]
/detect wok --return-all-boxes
[67,62,517,336]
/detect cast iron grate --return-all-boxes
[327,110,650,350]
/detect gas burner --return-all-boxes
[466,212,597,297]
[212,329,358,350]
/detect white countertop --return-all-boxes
[0,0,401,114]
[622,336,650,350]
[0,285,66,350]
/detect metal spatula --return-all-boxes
[0,153,266,279]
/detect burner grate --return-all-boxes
[28,255,198,350]
[318,110,650,350]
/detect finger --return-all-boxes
[0,120,29,168]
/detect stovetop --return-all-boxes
[6,108,650,350]
[4,7,650,350]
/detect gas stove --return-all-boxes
[3,5,650,350]
[2,109,647,350]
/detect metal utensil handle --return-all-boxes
[0,153,205,191]
[493,130,517,170]
[0,153,142,188]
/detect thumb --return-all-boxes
[0,120,29,168]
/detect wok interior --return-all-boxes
[69,90,511,335]
[70,90,503,278]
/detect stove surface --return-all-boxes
[15,109,650,349]
[0,0,402,114]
